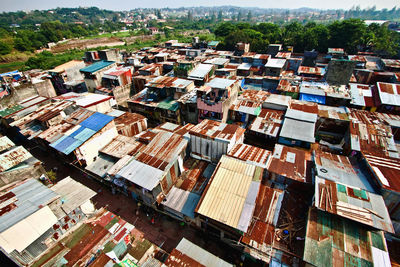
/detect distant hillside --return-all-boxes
[0,7,122,28]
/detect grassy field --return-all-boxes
[84,31,133,39]
[0,61,26,73]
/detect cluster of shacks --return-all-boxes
[1,40,400,266]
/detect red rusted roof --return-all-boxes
[267,144,312,183]
[289,100,319,114]
[363,153,400,193]
[228,143,271,167]
[298,66,324,76]
[189,119,244,141]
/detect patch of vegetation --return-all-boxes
[62,224,91,249]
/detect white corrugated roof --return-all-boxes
[117,159,164,190]
[0,206,58,253]
[176,238,234,267]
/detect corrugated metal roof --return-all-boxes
[279,118,316,143]
[249,109,283,137]
[285,109,317,123]
[205,78,236,89]
[189,119,243,142]
[79,112,114,131]
[0,146,33,172]
[267,144,312,183]
[163,187,201,218]
[188,64,213,79]
[135,131,188,171]
[304,208,390,267]
[241,183,284,251]
[107,155,133,177]
[86,154,117,178]
[227,143,271,168]
[0,136,14,153]
[0,179,59,233]
[50,176,97,215]
[377,82,400,106]
[363,153,400,193]
[0,206,58,253]
[315,150,375,192]
[100,135,144,159]
[116,159,164,190]
[265,58,286,68]
[196,155,262,232]
[314,176,394,233]
[0,105,24,118]
[165,238,234,267]
[80,61,115,73]
[49,60,84,73]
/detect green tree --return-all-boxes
[0,41,11,55]
[218,10,223,21]
[247,11,252,21]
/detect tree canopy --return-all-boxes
[214,19,399,56]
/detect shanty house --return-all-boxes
[116,131,188,206]
[80,61,117,92]
[197,78,240,123]
[196,155,262,241]
[189,119,244,163]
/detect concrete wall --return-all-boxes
[34,79,57,98]
[75,121,118,166]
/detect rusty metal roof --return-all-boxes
[349,83,374,107]
[37,122,75,143]
[249,109,284,138]
[314,176,394,233]
[376,82,400,106]
[267,144,312,183]
[363,153,400,194]
[275,52,291,59]
[0,136,14,153]
[189,119,244,141]
[134,131,188,171]
[289,100,319,114]
[0,146,34,172]
[230,99,262,115]
[276,79,300,93]
[304,208,389,267]
[349,109,398,158]
[145,76,193,90]
[228,143,271,168]
[196,155,262,232]
[382,59,400,69]
[113,112,147,137]
[100,135,145,159]
[317,105,350,121]
[298,66,325,76]
[153,122,195,137]
[239,89,270,103]
[241,183,284,252]
[10,100,72,130]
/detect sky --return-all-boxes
[0,0,397,12]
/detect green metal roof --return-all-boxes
[0,104,24,118]
[208,41,220,46]
[157,98,179,111]
[80,61,114,73]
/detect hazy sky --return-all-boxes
[0,0,397,12]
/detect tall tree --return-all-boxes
[247,11,252,21]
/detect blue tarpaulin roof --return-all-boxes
[300,93,326,104]
[80,61,114,73]
[181,193,201,218]
[79,112,114,131]
[50,112,114,155]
